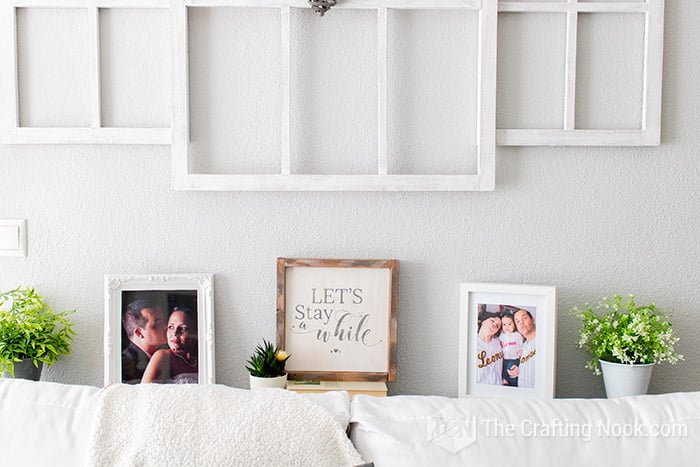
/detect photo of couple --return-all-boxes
[120,290,199,384]
[475,304,537,389]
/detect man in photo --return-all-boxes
[510,307,536,388]
[121,299,167,384]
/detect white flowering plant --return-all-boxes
[572,295,683,375]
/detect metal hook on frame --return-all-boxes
[309,0,337,16]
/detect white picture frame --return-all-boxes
[458,283,556,399]
[104,273,215,386]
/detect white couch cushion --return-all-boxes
[350,392,700,466]
[301,390,352,430]
[0,379,100,467]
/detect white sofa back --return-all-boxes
[349,392,700,466]
[4,378,700,467]
[0,379,100,467]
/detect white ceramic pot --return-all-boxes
[599,360,654,398]
[249,374,288,390]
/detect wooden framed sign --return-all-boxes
[276,258,398,382]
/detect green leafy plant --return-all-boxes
[0,286,76,377]
[245,339,290,377]
[572,294,683,375]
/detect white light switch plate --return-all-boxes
[0,219,27,257]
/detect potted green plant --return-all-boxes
[245,339,290,390]
[0,286,76,380]
[572,294,683,398]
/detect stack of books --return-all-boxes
[286,380,387,398]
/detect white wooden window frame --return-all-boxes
[171,0,497,191]
[0,0,171,145]
[496,0,664,147]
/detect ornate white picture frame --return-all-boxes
[458,283,556,399]
[104,273,215,386]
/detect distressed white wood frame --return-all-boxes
[496,0,664,146]
[104,273,215,386]
[0,0,171,145]
[171,0,497,191]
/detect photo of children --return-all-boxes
[499,308,523,386]
[475,303,536,388]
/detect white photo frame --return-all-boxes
[459,283,556,399]
[104,273,214,386]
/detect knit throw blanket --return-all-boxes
[86,384,364,467]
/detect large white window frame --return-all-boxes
[171,0,497,191]
[0,0,171,145]
[496,0,664,147]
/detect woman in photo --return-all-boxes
[476,312,503,386]
[142,306,199,384]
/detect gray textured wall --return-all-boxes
[1,1,698,398]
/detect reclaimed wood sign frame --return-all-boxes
[276,258,398,382]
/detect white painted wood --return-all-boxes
[377,7,388,176]
[476,0,496,190]
[496,129,660,147]
[496,0,664,147]
[12,0,169,7]
[170,0,190,189]
[184,0,481,8]
[1,1,171,145]
[563,0,577,131]
[642,0,664,145]
[3,0,662,183]
[6,127,171,144]
[172,0,496,191]
[178,173,489,191]
[498,2,650,14]
[280,6,291,175]
[88,4,102,129]
[0,3,19,143]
